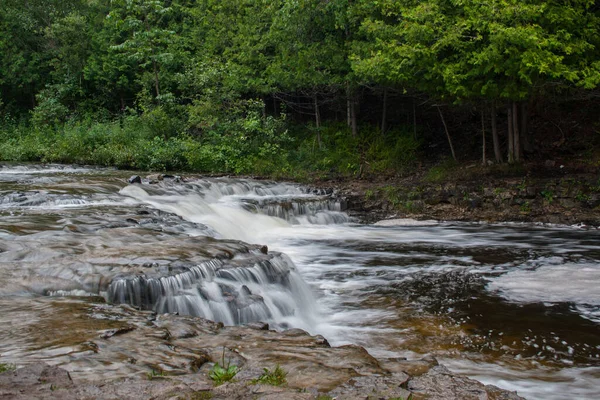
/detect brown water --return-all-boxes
[1,164,599,399]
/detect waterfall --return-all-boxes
[119,178,350,241]
[107,254,317,328]
[112,178,349,328]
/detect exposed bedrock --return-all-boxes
[0,302,524,400]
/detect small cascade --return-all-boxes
[241,197,350,224]
[120,178,351,238]
[107,254,316,327]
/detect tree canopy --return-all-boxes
[1,0,599,168]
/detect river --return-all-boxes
[0,164,599,399]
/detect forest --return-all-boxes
[1,0,599,178]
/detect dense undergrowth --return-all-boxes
[0,105,421,179]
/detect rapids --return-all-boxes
[0,164,599,399]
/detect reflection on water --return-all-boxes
[1,164,599,399]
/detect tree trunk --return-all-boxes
[351,98,358,137]
[437,106,456,161]
[521,102,533,153]
[491,101,502,163]
[346,83,351,127]
[507,105,514,163]
[512,101,520,162]
[481,108,486,165]
[314,94,322,149]
[413,99,417,139]
[120,93,125,111]
[381,88,388,136]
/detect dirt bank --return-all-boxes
[324,162,599,227]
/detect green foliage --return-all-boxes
[146,368,166,380]
[520,201,532,213]
[209,347,239,386]
[541,189,554,204]
[209,363,238,386]
[425,159,457,183]
[0,363,16,373]
[1,0,599,174]
[352,0,600,102]
[252,365,287,386]
[288,123,420,178]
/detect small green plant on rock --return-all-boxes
[576,191,591,202]
[541,190,554,204]
[252,364,287,386]
[209,363,238,386]
[209,348,238,386]
[0,363,16,373]
[146,368,165,380]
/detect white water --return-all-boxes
[118,177,600,400]
[2,165,600,399]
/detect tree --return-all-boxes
[0,0,82,113]
[351,0,600,162]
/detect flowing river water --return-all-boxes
[0,164,599,399]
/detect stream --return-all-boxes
[0,164,599,399]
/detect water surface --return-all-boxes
[1,164,599,399]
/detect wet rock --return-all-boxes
[0,303,528,400]
[0,364,74,399]
[246,322,270,331]
[99,325,135,339]
[380,355,438,377]
[468,196,482,209]
[559,198,578,209]
[188,353,211,371]
[314,335,330,347]
[260,245,269,254]
[525,186,537,198]
[128,175,142,184]
[327,374,412,400]
[408,365,525,400]
[146,174,164,183]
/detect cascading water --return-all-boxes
[1,164,600,400]
[107,254,317,328]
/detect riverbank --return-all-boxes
[323,162,600,227]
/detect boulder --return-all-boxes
[128,175,142,184]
